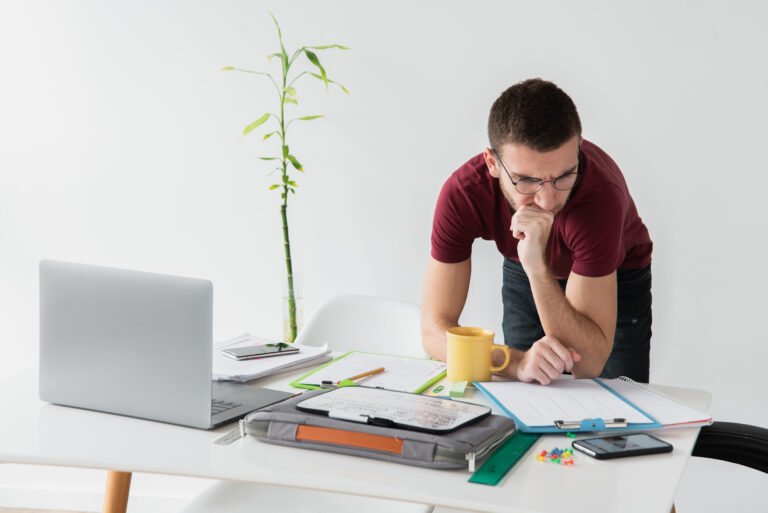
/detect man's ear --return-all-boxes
[483,148,500,179]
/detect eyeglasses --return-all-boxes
[492,148,580,196]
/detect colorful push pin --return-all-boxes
[566,432,576,439]
[537,447,575,465]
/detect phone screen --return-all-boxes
[572,433,672,459]
[221,343,299,360]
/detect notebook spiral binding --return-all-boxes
[617,376,678,403]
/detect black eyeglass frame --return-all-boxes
[491,148,581,196]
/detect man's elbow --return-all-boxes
[421,333,436,359]
[421,319,450,362]
[572,338,612,378]
[571,363,603,379]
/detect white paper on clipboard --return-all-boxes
[296,386,491,432]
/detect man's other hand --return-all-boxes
[516,335,582,385]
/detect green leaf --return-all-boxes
[282,145,290,160]
[226,67,273,78]
[241,113,271,138]
[269,11,283,40]
[295,115,324,121]
[262,131,276,141]
[287,180,298,187]
[268,184,280,190]
[289,188,296,194]
[284,97,298,106]
[304,44,350,51]
[284,86,297,97]
[287,154,303,171]
[259,157,278,161]
[309,73,350,94]
[268,12,289,71]
[267,53,282,61]
[336,83,350,95]
[304,50,327,87]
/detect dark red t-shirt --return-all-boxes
[430,140,652,278]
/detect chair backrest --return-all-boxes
[294,294,425,357]
[692,421,768,474]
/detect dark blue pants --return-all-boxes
[501,258,652,382]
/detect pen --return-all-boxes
[338,367,385,384]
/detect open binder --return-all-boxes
[475,376,712,434]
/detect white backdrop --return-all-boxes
[1,1,766,511]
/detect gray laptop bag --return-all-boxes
[241,388,516,470]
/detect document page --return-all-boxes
[479,379,653,427]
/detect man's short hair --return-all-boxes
[488,78,582,152]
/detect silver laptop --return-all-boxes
[39,260,294,429]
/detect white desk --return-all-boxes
[0,369,711,513]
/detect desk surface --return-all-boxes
[0,369,711,513]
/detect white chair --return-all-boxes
[179,294,433,513]
[293,294,427,357]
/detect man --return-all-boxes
[422,78,653,384]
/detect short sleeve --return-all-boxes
[564,184,626,277]
[430,176,482,263]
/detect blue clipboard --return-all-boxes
[473,379,663,434]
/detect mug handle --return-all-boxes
[489,345,511,373]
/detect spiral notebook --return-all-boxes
[475,376,712,433]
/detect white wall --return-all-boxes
[1,0,766,510]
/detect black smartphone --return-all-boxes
[571,433,673,460]
[221,343,299,361]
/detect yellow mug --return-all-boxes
[446,327,511,382]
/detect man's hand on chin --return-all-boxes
[511,204,554,275]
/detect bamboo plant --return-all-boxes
[223,13,349,342]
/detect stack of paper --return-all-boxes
[213,333,332,382]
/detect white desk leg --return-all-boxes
[103,470,132,513]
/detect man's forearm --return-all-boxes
[528,270,612,377]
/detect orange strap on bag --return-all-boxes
[296,425,404,454]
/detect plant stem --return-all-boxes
[281,198,297,342]
[279,42,298,342]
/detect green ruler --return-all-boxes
[469,432,541,486]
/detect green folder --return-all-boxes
[289,351,446,393]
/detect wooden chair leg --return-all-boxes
[103,470,132,513]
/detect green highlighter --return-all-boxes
[469,432,541,486]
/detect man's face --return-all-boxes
[484,135,581,213]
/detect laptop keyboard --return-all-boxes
[211,399,241,415]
